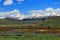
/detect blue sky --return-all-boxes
[0,0,60,15]
[0,0,60,20]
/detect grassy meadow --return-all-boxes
[0,32,60,40]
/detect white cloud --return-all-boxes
[28,7,60,18]
[28,10,44,18]
[0,8,60,20]
[3,0,13,5]
[0,9,25,20]
[10,10,25,20]
[3,0,25,5]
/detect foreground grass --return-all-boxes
[0,32,60,40]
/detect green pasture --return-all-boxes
[0,32,60,40]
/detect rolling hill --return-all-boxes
[0,16,60,28]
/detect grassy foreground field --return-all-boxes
[0,16,60,40]
[0,32,60,40]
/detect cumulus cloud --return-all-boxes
[28,10,44,19]
[28,7,60,18]
[3,0,25,5]
[3,0,13,5]
[0,8,60,20]
[0,9,25,20]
